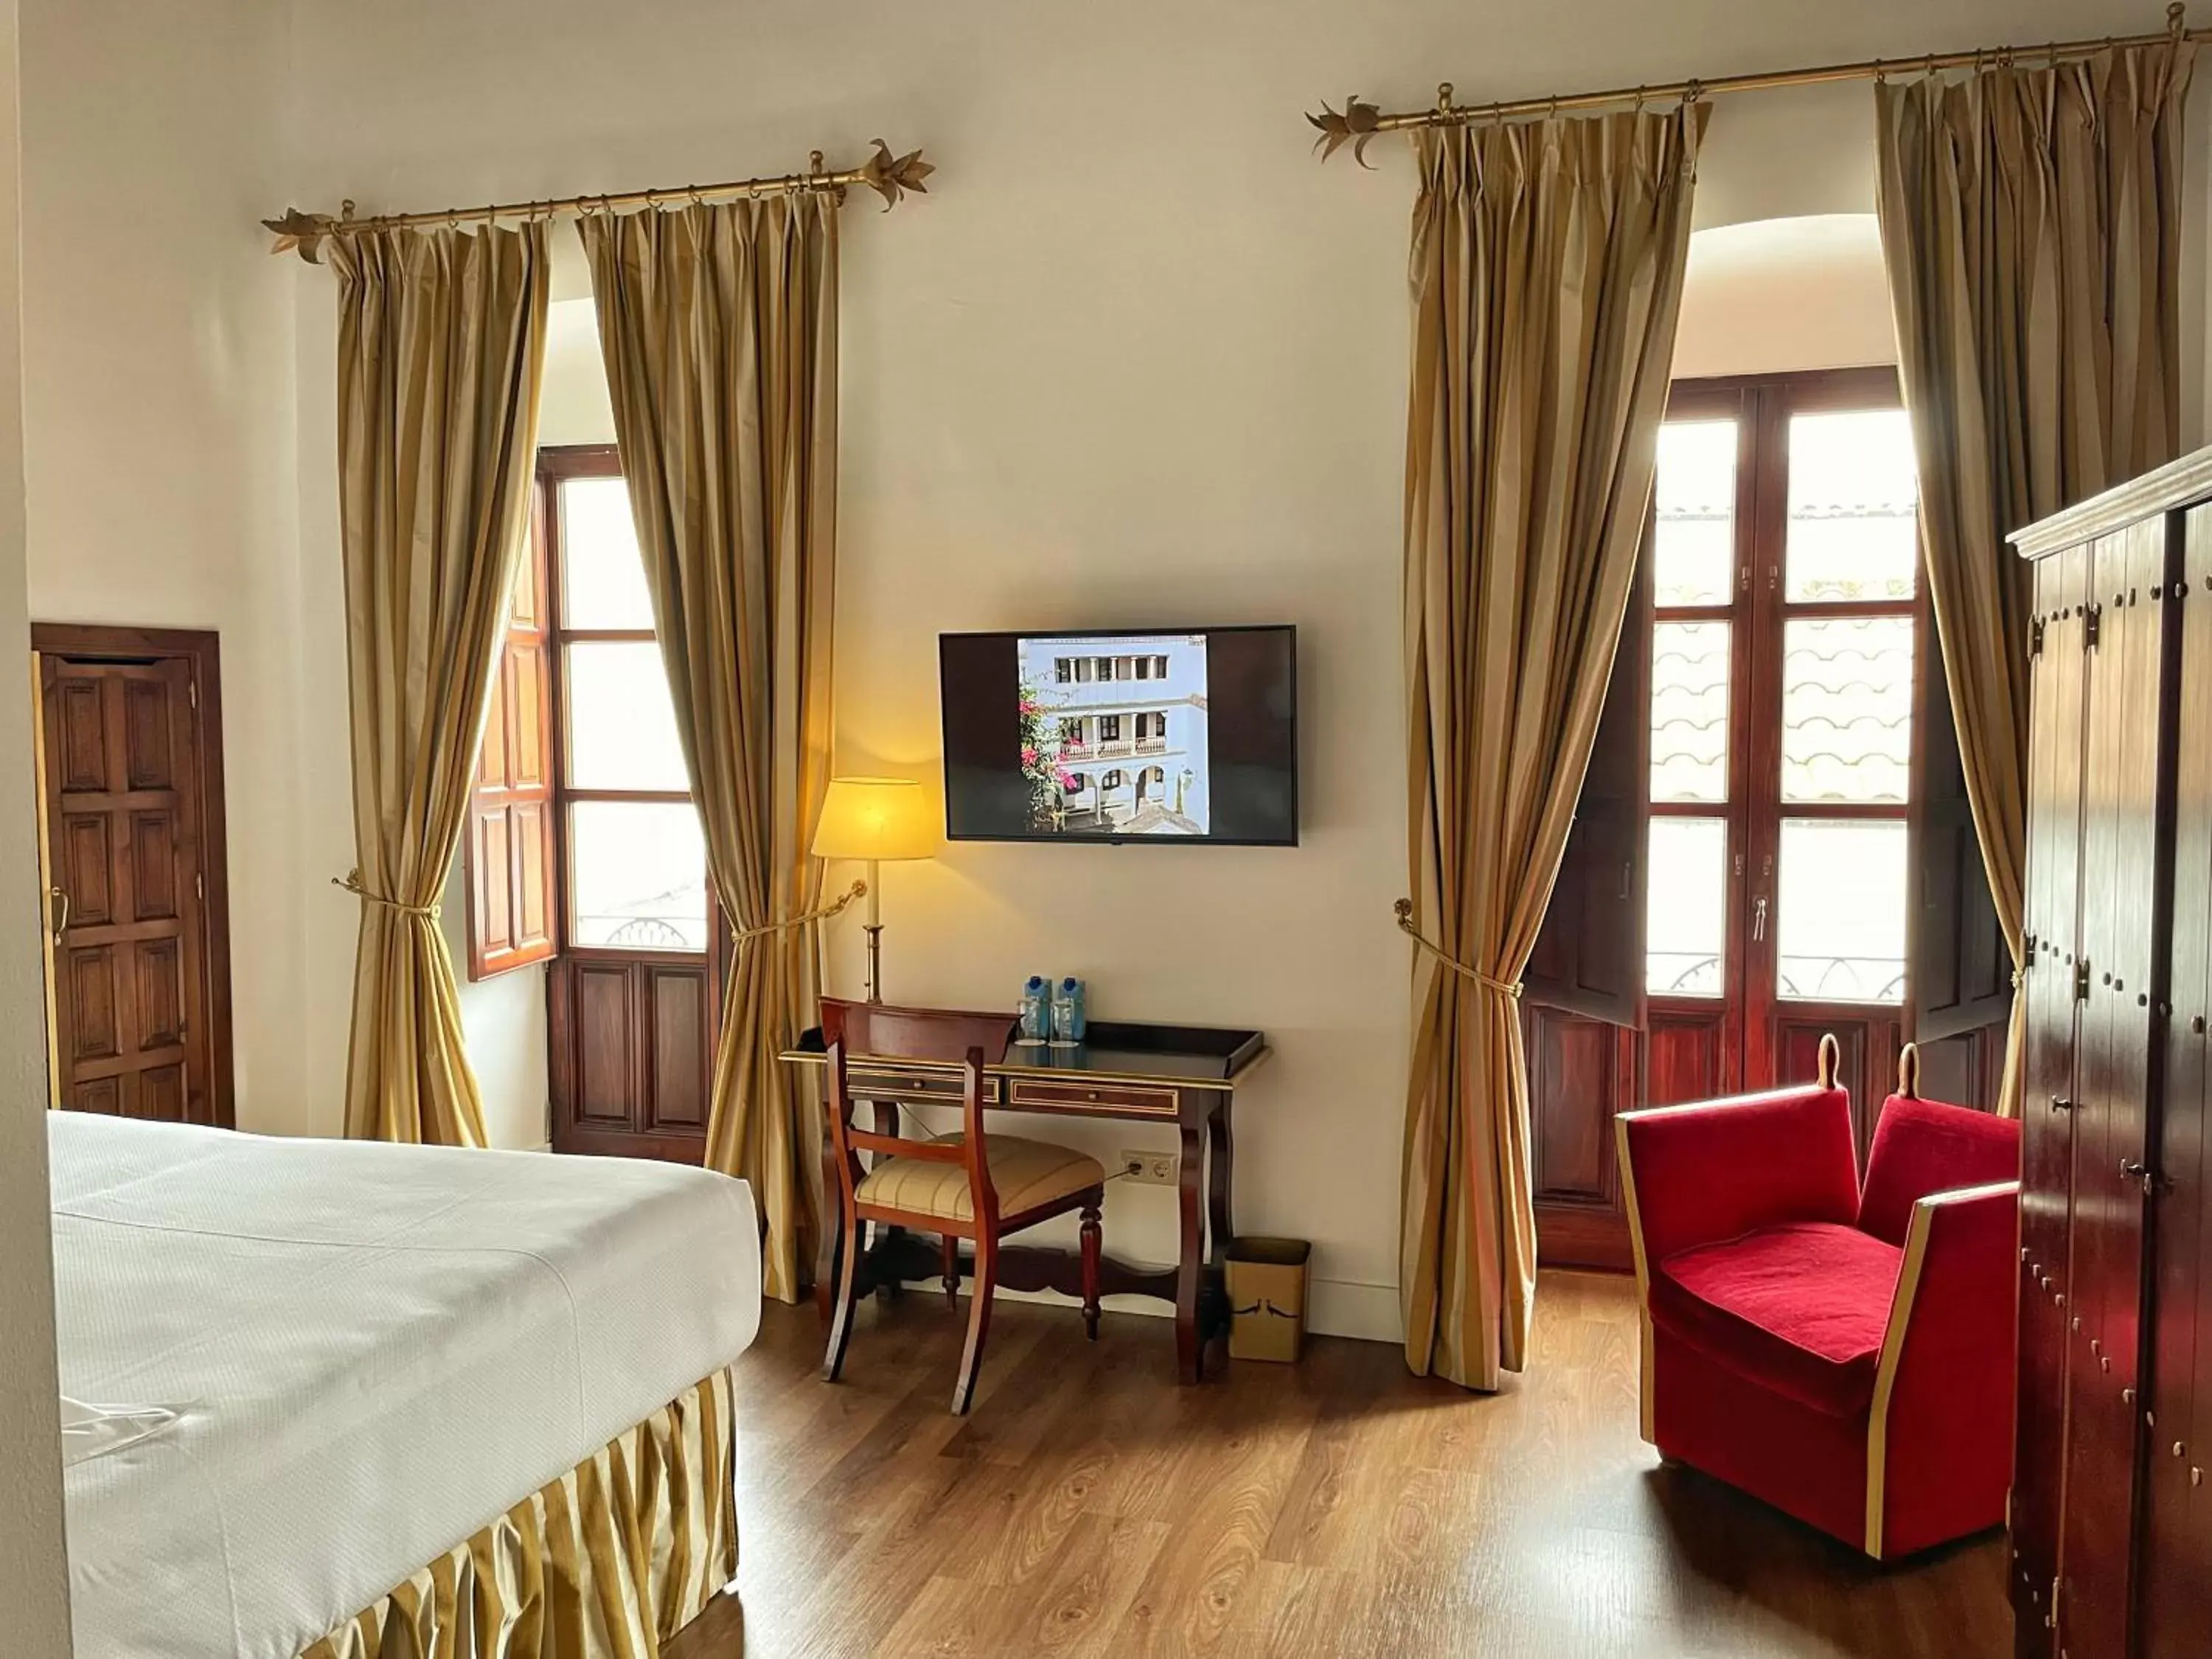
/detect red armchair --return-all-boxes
[1615,1038,2020,1559]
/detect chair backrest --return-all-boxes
[818,1000,1018,1227]
[820,998,1015,1065]
[1857,1093,2021,1246]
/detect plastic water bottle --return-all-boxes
[1017,976,1051,1046]
[1050,976,1088,1047]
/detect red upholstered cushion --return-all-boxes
[1857,1094,2021,1247]
[1652,1222,1903,1417]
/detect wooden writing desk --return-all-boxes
[783,1020,1269,1383]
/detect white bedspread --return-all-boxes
[50,1114,762,1659]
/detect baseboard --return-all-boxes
[1307,1277,1401,1344]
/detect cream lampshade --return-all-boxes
[811,776,939,1004]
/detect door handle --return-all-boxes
[1752,896,1768,942]
[47,885,68,942]
[2121,1158,2164,1197]
[2050,1094,2076,1113]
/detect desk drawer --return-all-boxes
[844,1067,1004,1105]
[1006,1077,1178,1118]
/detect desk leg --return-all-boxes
[1207,1101,1234,1266]
[1175,1119,1205,1384]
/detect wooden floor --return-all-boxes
[669,1270,2008,1658]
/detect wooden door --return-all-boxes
[2014,540,2092,1644]
[2143,504,2212,1658]
[1531,372,1965,1267]
[2058,516,2175,1659]
[35,631,232,1124]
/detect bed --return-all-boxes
[49,1112,762,1659]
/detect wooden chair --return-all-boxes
[819,998,1106,1413]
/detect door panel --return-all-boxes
[2143,505,2212,1658]
[550,952,714,1164]
[39,650,223,1125]
[2014,543,2089,1633]
[2059,518,2174,1659]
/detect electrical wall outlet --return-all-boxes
[1118,1148,1178,1186]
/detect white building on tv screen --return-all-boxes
[1020,634,1209,835]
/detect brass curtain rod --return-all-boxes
[1311,1,2198,163]
[262,139,932,263]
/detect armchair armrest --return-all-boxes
[1615,1085,1861,1267]
[1865,1180,2020,1558]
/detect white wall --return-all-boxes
[18,0,309,1133]
[279,0,2181,1337]
[0,0,74,1644]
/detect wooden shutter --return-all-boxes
[1525,549,1652,1029]
[1905,582,2011,1102]
[465,484,557,979]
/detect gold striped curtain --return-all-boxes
[330,223,550,1147]
[1400,107,1705,1389]
[579,201,838,1304]
[1876,44,2194,1119]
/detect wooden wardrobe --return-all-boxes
[2011,447,2212,1659]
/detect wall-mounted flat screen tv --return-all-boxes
[939,626,1298,846]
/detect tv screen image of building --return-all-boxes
[1020,634,1208,836]
[938,626,1296,846]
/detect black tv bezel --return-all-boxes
[937,623,1300,849]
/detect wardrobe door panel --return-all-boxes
[2061,518,2174,1659]
[2015,540,2090,1635]
[2143,505,2212,1659]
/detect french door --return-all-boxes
[1526,368,2009,1267]
[1646,370,1918,1099]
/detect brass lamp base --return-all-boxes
[863,922,884,1005]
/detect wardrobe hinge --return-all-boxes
[2085,605,2103,650]
[2031,616,2046,656]
[2075,959,2093,1001]
[2024,934,2037,970]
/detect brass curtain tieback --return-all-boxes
[726,878,868,942]
[1392,899,1524,998]
[331,871,440,919]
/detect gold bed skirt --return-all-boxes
[299,1366,739,1659]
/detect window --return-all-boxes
[1102,769,1123,789]
[1055,658,1073,684]
[1097,656,1116,681]
[1100,714,1121,742]
[1645,377,1917,1009]
[548,458,709,953]
[1060,717,1084,745]
[1153,655,1169,678]
[478,447,724,1163]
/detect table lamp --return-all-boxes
[811,776,940,1004]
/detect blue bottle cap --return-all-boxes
[1061,976,1081,992]
[1025,975,1047,992]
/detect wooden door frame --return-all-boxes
[32,623,235,1127]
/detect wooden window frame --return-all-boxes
[464,470,559,980]
[535,445,713,967]
[1649,371,1919,1037]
